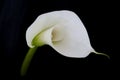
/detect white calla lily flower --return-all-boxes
[27,10,94,57]
[21,10,109,76]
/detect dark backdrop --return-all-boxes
[0,0,115,79]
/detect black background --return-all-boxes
[0,0,116,79]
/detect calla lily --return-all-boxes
[21,10,109,76]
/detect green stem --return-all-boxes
[94,52,110,59]
[21,47,38,76]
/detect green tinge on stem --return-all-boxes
[94,52,110,59]
[21,47,38,76]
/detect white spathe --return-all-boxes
[26,10,95,58]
